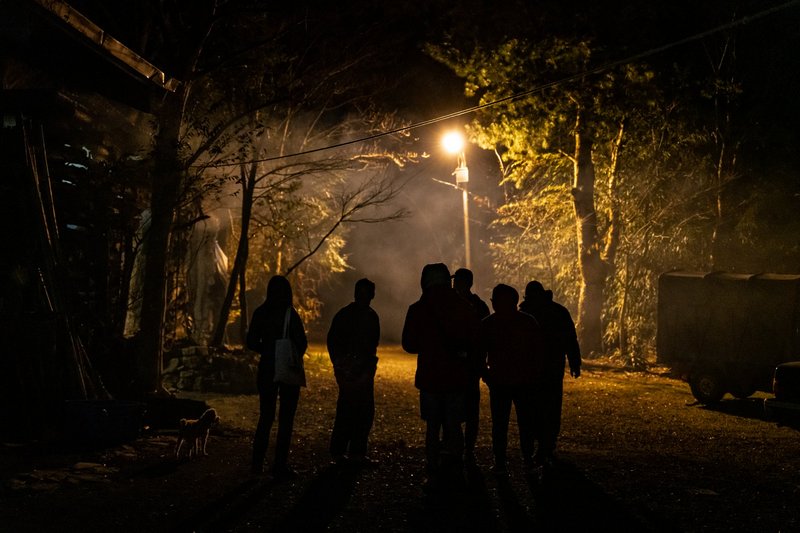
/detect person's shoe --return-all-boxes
[422,475,441,495]
[271,465,299,480]
[492,461,508,476]
[464,450,476,466]
[350,455,378,469]
[446,468,468,490]
[536,452,555,467]
[425,458,440,480]
[523,455,537,473]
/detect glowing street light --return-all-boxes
[442,131,464,154]
[442,130,471,270]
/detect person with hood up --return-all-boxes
[518,280,581,468]
[402,263,480,490]
[246,275,308,479]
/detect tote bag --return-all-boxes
[274,307,306,387]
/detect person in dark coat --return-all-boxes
[518,280,581,466]
[452,268,490,464]
[402,263,480,488]
[327,278,380,467]
[480,283,545,473]
[246,275,308,478]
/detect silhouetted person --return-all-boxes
[246,275,308,478]
[519,280,581,467]
[480,283,545,473]
[452,268,490,464]
[327,278,380,467]
[402,263,480,490]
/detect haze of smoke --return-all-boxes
[319,155,498,342]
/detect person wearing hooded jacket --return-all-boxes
[402,263,480,489]
[518,280,581,466]
[246,275,308,478]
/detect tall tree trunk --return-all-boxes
[572,111,605,356]
[605,120,625,355]
[603,119,625,271]
[131,1,218,392]
[210,166,255,348]
[237,258,249,344]
[706,33,740,272]
[618,253,630,361]
[710,140,737,270]
[136,87,186,393]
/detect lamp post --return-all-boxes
[442,131,471,270]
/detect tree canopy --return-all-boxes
[431,0,800,362]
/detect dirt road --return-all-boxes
[1,346,798,532]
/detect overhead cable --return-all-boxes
[195,0,799,169]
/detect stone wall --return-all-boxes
[162,346,258,394]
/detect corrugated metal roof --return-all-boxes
[31,0,179,92]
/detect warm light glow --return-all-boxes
[442,131,465,154]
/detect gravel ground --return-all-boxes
[1,345,798,532]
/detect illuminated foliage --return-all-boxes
[430,24,796,364]
[490,185,579,306]
[432,36,660,356]
[177,12,417,347]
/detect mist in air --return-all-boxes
[318,134,500,343]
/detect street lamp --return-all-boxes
[442,131,471,270]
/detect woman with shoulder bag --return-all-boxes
[246,275,308,478]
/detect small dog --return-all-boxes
[175,408,220,459]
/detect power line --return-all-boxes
[196,0,799,169]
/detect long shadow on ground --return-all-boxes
[270,464,359,532]
[525,459,669,532]
[401,457,670,533]
[406,465,500,533]
[168,456,669,532]
[172,464,360,532]
[171,477,267,532]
